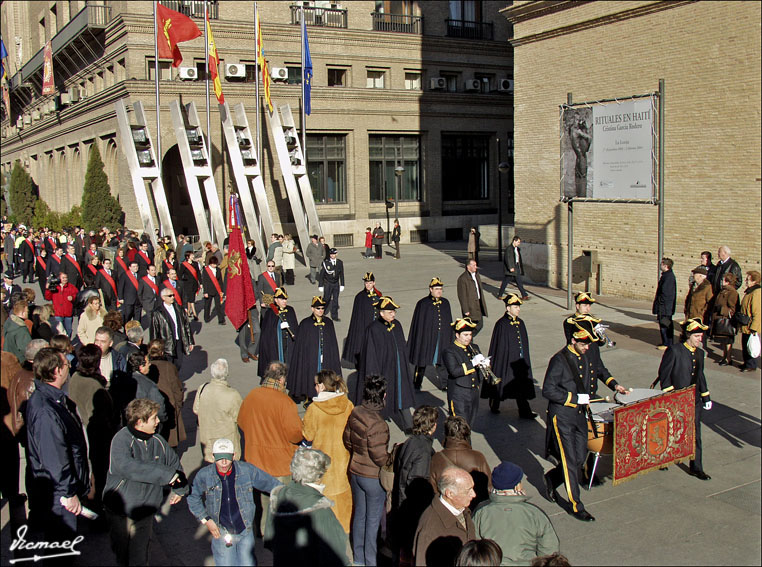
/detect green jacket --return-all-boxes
[265,482,349,566]
[3,315,31,364]
[473,492,559,566]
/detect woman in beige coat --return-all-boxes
[713,272,740,366]
[193,357,244,462]
[76,295,107,345]
[281,234,297,285]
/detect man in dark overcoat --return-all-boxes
[456,259,487,336]
[407,277,453,391]
[653,257,677,349]
[257,287,298,379]
[341,272,382,368]
[443,317,486,428]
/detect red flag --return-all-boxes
[156,3,202,68]
[256,10,273,113]
[42,41,55,95]
[206,15,224,103]
[224,226,257,329]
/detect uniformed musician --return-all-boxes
[657,317,712,480]
[408,277,453,391]
[257,287,298,380]
[542,319,627,522]
[341,272,382,368]
[443,317,488,427]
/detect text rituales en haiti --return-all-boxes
[596,110,651,131]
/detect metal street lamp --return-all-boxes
[394,163,404,223]
[497,138,510,261]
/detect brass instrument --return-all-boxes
[466,344,501,386]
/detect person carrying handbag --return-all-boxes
[712,272,740,366]
[738,270,761,372]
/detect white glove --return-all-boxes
[482,356,492,368]
[577,393,590,405]
[318,287,324,293]
[471,354,486,367]
[339,285,345,292]
[703,401,712,410]
[280,322,290,329]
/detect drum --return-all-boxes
[587,402,617,454]
[615,388,663,406]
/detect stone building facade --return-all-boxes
[502,0,760,301]
[1,0,514,249]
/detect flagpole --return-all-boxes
[254,2,262,164]
[300,7,307,159]
[204,0,214,242]
[154,1,162,182]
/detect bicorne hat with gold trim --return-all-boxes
[574,291,596,304]
[311,296,327,307]
[429,276,444,288]
[362,272,375,282]
[378,296,400,310]
[503,293,523,306]
[274,287,288,299]
[681,317,708,334]
[571,318,598,343]
[451,317,478,332]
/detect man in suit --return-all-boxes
[2,270,22,311]
[151,288,195,368]
[256,260,283,308]
[456,259,488,336]
[46,246,64,280]
[138,264,161,328]
[653,257,677,350]
[96,257,119,312]
[497,235,530,300]
[118,260,142,323]
[712,245,743,293]
[318,248,345,321]
[61,244,84,289]
[18,232,36,284]
[135,241,153,278]
[202,256,226,325]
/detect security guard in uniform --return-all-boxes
[443,317,489,427]
[543,319,628,522]
[658,317,712,480]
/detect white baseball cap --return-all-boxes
[212,438,235,461]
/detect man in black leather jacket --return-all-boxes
[150,287,195,368]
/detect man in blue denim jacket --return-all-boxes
[187,438,282,566]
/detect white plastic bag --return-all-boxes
[748,333,761,359]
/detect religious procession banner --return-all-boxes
[613,386,695,485]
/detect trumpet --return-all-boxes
[594,323,616,347]
[466,345,501,386]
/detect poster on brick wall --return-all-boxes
[561,97,655,201]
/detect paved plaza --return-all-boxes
[2,243,760,565]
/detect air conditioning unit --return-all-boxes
[464,79,481,92]
[270,67,288,81]
[429,77,446,90]
[42,103,51,116]
[68,87,80,103]
[498,78,514,93]
[17,117,24,129]
[61,92,72,105]
[179,66,198,80]
[32,110,41,121]
[225,63,246,79]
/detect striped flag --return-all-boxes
[256,10,273,113]
[0,38,8,81]
[206,15,224,103]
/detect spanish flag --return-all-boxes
[206,15,224,103]
[156,3,202,68]
[256,10,273,113]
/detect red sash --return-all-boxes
[138,250,151,265]
[125,269,139,291]
[182,261,199,283]
[204,266,223,296]
[25,239,35,254]
[163,279,183,305]
[87,250,96,259]
[264,271,278,292]
[115,256,129,275]
[163,260,174,273]
[47,237,56,249]
[66,255,83,279]
[36,256,47,272]
[141,275,160,297]
[87,265,98,276]
[51,254,61,265]
[101,270,118,299]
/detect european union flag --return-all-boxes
[303,21,312,115]
[1,38,8,81]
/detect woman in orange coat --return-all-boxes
[302,369,354,533]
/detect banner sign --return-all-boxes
[613,386,695,485]
[561,96,655,201]
[42,41,55,95]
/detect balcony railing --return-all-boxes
[371,12,423,34]
[290,5,348,28]
[162,0,218,19]
[445,18,494,40]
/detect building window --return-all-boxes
[369,135,420,202]
[441,133,489,200]
[440,72,459,92]
[328,68,347,87]
[147,58,172,81]
[307,135,347,204]
[116,59,126,82]
[287,66,302,85]
[366,69,386,89]
[243,61,257,83]
[404,71,422,90]
[449,0,482,22]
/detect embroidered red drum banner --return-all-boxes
[613,386,695,485]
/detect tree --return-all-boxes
[81,145,123,231]
[8,160,38,225]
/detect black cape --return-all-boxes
[356,318,415,419]
[407,295,453,367]
[482,314,535,401]
[257,305,299,378]
[341,288,382,367]
[287,315,342,400]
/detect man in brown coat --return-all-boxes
[413,466,476,566]
[685,266,714,347]
[429,416,492,510]
[456,260,488,336]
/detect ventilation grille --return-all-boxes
[409,229,428,243]
[333,233,354,247]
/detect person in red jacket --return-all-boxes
[364,227,373,260]
[44,272,78,337]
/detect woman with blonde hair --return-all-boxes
[302,369,354,533]
[76,295,107,345]
[32,304,58,341]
